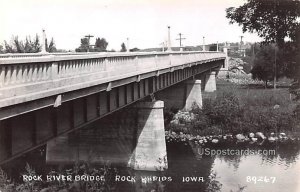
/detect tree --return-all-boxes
[226,0,300,92]
[45,37,57,53]
[226,0,300,47]
[120,42,127,52]
[129,47,140,52]
[76,37,109,52]
[94,38,108,52]
[4,40,14,53]
[76,37,89,52]
[250,44,278,87]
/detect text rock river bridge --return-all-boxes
[0,51,227,170]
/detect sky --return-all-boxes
[0,0,262,51]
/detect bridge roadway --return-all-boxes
[0,51,226,167]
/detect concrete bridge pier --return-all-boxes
[204,71,217,92]
[155,78,203,111]
[184,80,202,111]
[128,100,168,171]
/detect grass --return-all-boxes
[166,79,300,137]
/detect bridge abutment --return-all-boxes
[128,100,168,171]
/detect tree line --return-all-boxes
[75,37,139,52]
[0,35,57,53]
[0,35,139,54]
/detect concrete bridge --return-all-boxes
[0,51,227,170]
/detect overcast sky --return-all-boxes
[0,0,262,51]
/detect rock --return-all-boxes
[280,132,286,136]
[249,133,255,138]
[236,134,245,141]
[244,136,250,141]
[279,134,288,140]
[226,134,233,139]
[256,132,266,140]
[268,136,276,142]
[212,139,219,143]
[273,104,280,109]
[251,137,258,142]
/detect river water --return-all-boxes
[161,141,300,192]
[3,134,300,192]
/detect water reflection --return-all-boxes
[179,141,300,192]
[2,138,299,192]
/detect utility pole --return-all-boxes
[239,35,244,50]
[167,26,172,52]
[41,29,47,53]
[202,36,205,51]
[217,41,219,52]
[127,37,130,52]
[85,34,94,52]
[240,36,244,43]
[176,33,186,47]
[239,35,245,57]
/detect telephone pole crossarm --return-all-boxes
[85,34,94,52]
[176,33,186,47]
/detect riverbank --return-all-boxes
[166,77,300,140]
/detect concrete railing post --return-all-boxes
[128,100,168,171]
[155,54,158,68]
[51,62,58,79]
[135,56,139,71]
[104,57,108,71]
[169,53,173,66]
[0,66,4,88]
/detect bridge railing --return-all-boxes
[0,52,98,59]
[0,51,226,107]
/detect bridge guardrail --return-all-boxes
[0,51,226,108]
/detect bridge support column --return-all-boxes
[184,80,202,110]
[204,71,217,92]
[128,100,168,171]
